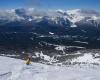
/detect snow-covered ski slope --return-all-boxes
[0,56,100,80]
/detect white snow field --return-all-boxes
[0,56,100,80]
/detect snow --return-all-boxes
[49,32,54,35]
[67,9,85,23]
[28,18,33,21]
[74,41,88,44]
[34,51,58,63]
[0,8,100,25]
[56,9,65,13]
[81,30,87,33]
[66,51,82,56]
[94,53,100,58]
[0,54,20,57]
[55,46,65,51]
[72,53,100,64]
[67,9,81,15]
[92,16,98,20]
[35,51,51,61]
[66,46,85,49]
[70,24,77,27]
[0,56,100,80]
[66,9,100,24]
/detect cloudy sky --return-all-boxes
[0,0,99,10]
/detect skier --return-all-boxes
[25,55,32,65]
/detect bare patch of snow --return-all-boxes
[71,24,77,27]
[35,51,51,61]
[49,32,54,35]
[72,53,100,64]
[28,18,33,21]
[55,46,65,51]
[74,41,88,44]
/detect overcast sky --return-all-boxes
[0,0,99,10]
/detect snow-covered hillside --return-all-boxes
[0,56,100,80]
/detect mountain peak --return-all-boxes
[67,9,81,15]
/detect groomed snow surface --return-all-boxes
[0,56,100,80]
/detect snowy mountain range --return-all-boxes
[0,8,100,28]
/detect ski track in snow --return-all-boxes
[0,56,100,80]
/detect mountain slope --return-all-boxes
[0,56,100,80]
